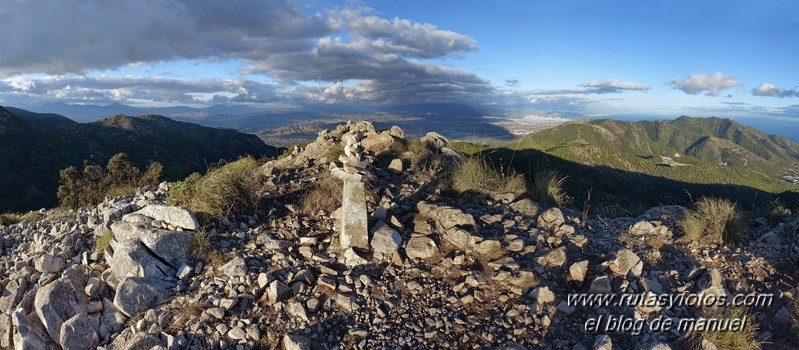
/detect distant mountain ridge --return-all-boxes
[477,116,799,212]
[0,105,278,212]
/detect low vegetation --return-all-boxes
[766,199,792,224]
[94,229,114,257]
[451,156,526,196]
[690,306,760,350]
[531,170,570,207]
[167,156,262,220]
[301,174,344,215]
[57,153,163,210]
[679,197,745,245]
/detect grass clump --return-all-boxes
[406,139,434,171]
[531,170,570,207]
[167,156,262,220]
[188,230,225,266]
[0,211,45,226]
[301,174,344,215]
[766,199,792,224]
[451,156,526,196]
[679,197,744,245]
[95,229,114,257]
[689,306,760,350]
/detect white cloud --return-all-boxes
[529,79,650,95]
[752,83,798,98]
[667,72,741,96]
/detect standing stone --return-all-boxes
[338,179,369,249]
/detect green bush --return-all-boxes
[167,157,262,220]
[679,197,744,245]
[95,229,114,258]
[531,170,570,207]
[57,153,162,210]
[451,156,526,196]
[767,199,792,224]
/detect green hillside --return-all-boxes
[0,106,279,212]
[463,116,799,214]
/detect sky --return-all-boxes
[0,0,797,125]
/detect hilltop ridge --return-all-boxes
[0,106,278,212]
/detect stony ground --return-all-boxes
[1,122,799,350]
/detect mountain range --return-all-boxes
[0,105,278,212]
[473,116,799,213]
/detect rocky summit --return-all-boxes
[1,121,799,350]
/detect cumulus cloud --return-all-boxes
[752,83,798,98]
[0,1,492,107]
[667,72,741,96]
[529,79,650,95]
[0,75,283,104]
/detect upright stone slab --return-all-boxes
[332,127,371,250]
[336,173,369,249]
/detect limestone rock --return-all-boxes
[510,199,541,218]
[630,220,656,236]
[589,275,612,294]
[388,158,404,173]
[608,249,643,277]
[593,334,612,350]
[283,334,318,350]
[406,236,439,259]
[531,286,555,304]
[221,256,248,278]
[417,201,476,230]
[266,280,293,304]
[59,313,99,350]
[389,125,405,139]
[34,280,86,343]
[569,260,589,282]
[113,277,174,317]
[420,132,448,151]
[34,253,64,273]
[370,221,402,254]
[537,208,565,230]
[133,205,200,230]
[12,310,55,350]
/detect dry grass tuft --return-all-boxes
[689,306,761,350]
[531,170,569,207]
[679,197,744,246]
[451,156,526,196]
[301,174,344,215]
[167,156,262,220]
[95,229,114,258]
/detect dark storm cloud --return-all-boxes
[0,0,493,107]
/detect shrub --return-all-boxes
[57,153,162,210]
[0,213,20,226]
[767,199,792,224]
[189,230,225,266]
[301,174,344,215]
[95,229,114,257]
[679,197,744,245]
[531,170,570,207]
[167,157,262,220]
[689,306,760,350]
[451,156,526,196]
[406,139,433,171]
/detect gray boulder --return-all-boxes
[537,208,565,230]
[406,236,439,259]
[59,313,99,350]
[108,240,176,281]
[113,277,174,317]
[417,202,476,230]
[34,280,86,343]
[370,221,402,254]
[133,205,200,230]
[12,310,56,350]
[510,199,541,218]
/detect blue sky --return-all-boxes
[0,0,797,124]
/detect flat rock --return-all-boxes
[537,208,565,230]
[417,201,476,230]
[569,260,589,282]
[630,220,656,236]
[405,236,439,259]
[221,256,248,278]
[510,199,541,218]
[608,249,643,277]
[113,277,174,317]
[133,205,200,230]
[283,334,318,350]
